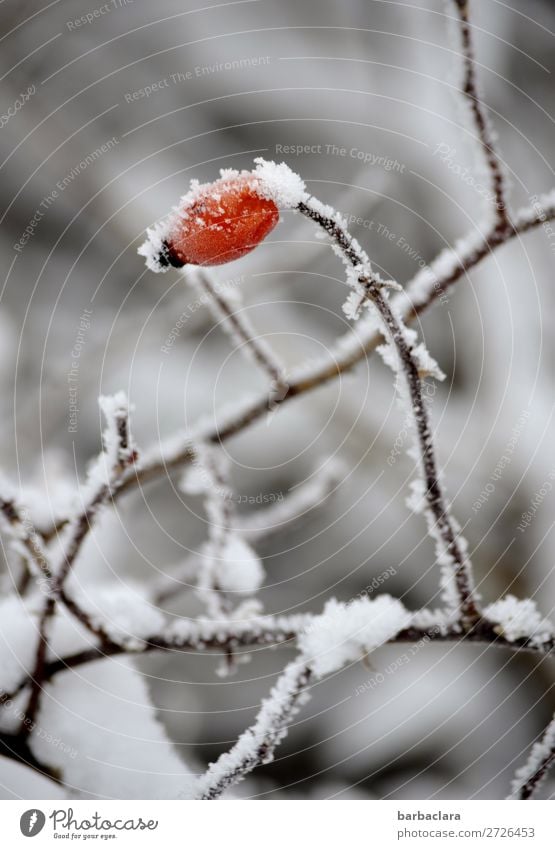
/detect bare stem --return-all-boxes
[192,269,286,388]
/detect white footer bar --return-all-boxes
[2,799,553,848]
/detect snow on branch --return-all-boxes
[298,595,411,677]
[182,440,264,618]
[295,189,480,627]
[195,660,312,799]
[3,601,553,723]
[2,0,553,800]
[483,595,554,648]
[195,595,410,797]
[56,392,137,591]
[509,714,555,800]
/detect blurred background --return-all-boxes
[0,0,554,799]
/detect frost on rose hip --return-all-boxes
[138,159,308,272]
[143,175,278,269]
[166,176,278,267]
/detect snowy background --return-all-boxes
[0,0,554,799]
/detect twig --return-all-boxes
[190,268,287,392]
[510,713,555,800]
[2,613,552,713]
[0,395,136,736]
[186,440,237,618]
[196,660,313,799]
[151,555,199,605]
[451,0,510,232]
[297,198,480,627]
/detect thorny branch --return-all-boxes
[298,198,480,627]
[1,613,553,708]
[37,196,555,544]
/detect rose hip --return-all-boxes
[160,176,279,268]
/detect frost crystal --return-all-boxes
[66,581,166,647]
[484,595,554,646]
[138,158,307,273]
[342,291,364,321]
[298,595,411,678]
[252,157,308,208]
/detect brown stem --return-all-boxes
[1,615,552,712]
[452,0,510,233]
[512,715,555,800]
[297,200,480,626]
[518,750,555,800]
[193,269,285,386]
[367,286,479,625]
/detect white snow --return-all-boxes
[0,596,38,694]
[211,535,264,595]
[484,595,554,646]
[342,291,364,321]
[400,228,484,313]
[0,756,67,800]
[252,157,308,208]
[29,657,196,799]
[137,217,173,273]
[65,580,166,647]
[98,391,132,466]
[76,392,133,505]
[411,342,445,381]
[298,595,411,678]
[165,612,309,647]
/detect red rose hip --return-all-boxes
[159,175,279,268]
